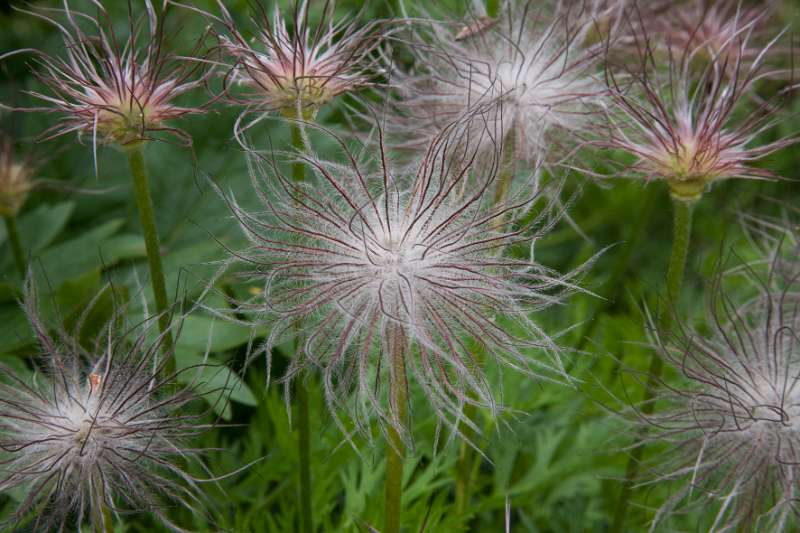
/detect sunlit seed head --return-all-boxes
[222,116,593,441]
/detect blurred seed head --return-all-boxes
[222,114,592,442]
[605,21,796,202]
[206,0,384,131]
[387,0,606,167]
[0,134,34,217]
[631,252,800,532]
[0,285,211,531]
[646,0,785,79]
[6,0,206,150]
[741,199,800,290]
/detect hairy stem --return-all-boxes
[454,344,485,522]
[290,120,314,533]
[611,197,694,532]
[3,214,26,277]
[126,145,174,371]
[384,327,408,533]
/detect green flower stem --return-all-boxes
[454,400,477,519]
[611,196,694,532]
[126,145,174,370]
[296,378,313,533]
[3,214,26,277]
[290,120,314,533]
[384,327,408,533]
[486,0,500,18]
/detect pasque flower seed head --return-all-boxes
[222,114,594,441]
[3,0,206,153]
[605,22,795,201]
[0,286,212,531]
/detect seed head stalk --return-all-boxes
[612,195,694,532]
[289,116,314,533]
[126,145,174,371]
[4,214,25,277]
[384,325,408,533]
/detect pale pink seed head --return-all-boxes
[14,0,204,148]
[214,0,384,124]
[648,0,783,77]
[606,23,795,201]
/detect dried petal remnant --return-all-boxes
[0,135,33,217]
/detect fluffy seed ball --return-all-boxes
[224,116,592,440]
[0,289,209,531]
[633,258,800,532]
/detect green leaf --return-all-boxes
[0,201,75,254]
[175,349,257,421]
[97,233,147,263]
[176,315,255,354]
[32,219,124,288]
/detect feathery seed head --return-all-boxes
[606,25,795,202]
[8,0,205,149]
[226,116,588,440]
[211,0,384,126]
[0,287,210,531]
[634,258,800,532]
[648,0,782,78]
[389,0,605,165]
[0,135,34,217]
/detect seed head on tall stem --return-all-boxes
[220,113,593,443]
[604,15,796,202]
[2,0,208,165]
